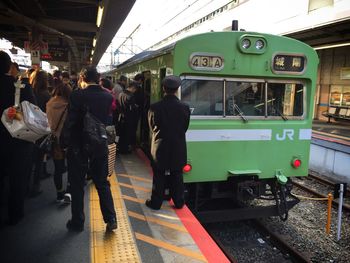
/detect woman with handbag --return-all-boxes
[0,51,36,225]
[46,82,72,203]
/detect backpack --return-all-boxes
[83,109,108,158]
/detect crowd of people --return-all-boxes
[0,50,141,230]
[0,50,190,234]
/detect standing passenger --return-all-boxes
[30,70,51,196]
[0,51,36,225]
[145,75,190,210]
[46,83,71,203]
[65,66,117,232]
[117,81,138,153]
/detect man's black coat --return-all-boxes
[148,94,190,171]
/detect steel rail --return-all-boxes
[292,180,350,212]
[253,220,311,263]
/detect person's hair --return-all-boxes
[31,70,48,93]
[163,86,178,94]
[134,73,144,82]
[53,70,62,79]
[100,78,112,90]
[61,71,70,79]
[128,81,139,89]
[80,66,99,83]
[119,75,127,82]
[52,82,72,100]
[0,50,12,74]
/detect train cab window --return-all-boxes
[181,79,223,116]
[226,81,265,116]
[266,83,304,117]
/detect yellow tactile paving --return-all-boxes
[90,173,141,263]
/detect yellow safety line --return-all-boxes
[135,232,208,262]
[313,130,350,141]
[90,173,141,263]
[119,182,151,192]
[118,173,153,183]
[128,211,187,232]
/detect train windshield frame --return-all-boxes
[180,76,306,120]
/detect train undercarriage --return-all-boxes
[184,176,300,222]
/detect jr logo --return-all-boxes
[276,129,294,141]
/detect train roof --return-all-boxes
[117,43,176,69]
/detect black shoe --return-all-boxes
[66,220,84,232]
[174,202,184,209]
[106,219,118,231]
[145,199,160,210]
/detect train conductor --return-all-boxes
[145,75,190,210]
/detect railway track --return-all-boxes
[292,174,350,213]
[205,219,310,263]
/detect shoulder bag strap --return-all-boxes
[53,106,68,132]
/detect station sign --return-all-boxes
[42,45,68,62]
[272,54,306,74]
[189,52,224,71]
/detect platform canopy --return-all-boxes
[285,19,350,49]
[0,0,135,71]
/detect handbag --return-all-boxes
[1,80,51,142]
[39,106,68,153]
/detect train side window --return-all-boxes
[266,83,304,117]
[181,79,223,116]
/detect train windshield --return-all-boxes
[181,77,304,119]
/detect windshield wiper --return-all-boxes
[274,106,288,121]
[233,104,248,123]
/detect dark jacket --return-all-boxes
[0,75,36,145]
[148,94,190,171]
[66,84,113,147]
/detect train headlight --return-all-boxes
[291,158,302,168]
[183,164,192,173]
[242,39,251,49]
[255,40,265,50]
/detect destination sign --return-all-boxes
[272,54,306,74]
[190,53,224,71]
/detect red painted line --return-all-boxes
[135,148,230,263]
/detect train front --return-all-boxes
[173,31,319,220]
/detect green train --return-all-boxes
[112,29,319,221]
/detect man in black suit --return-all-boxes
[65,66,117,231]
[145,75,190,210]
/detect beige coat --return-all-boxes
[46,96,68,138]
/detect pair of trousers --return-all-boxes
[150,168,185,209]
[67,147,116,225]
[0,141,33,221]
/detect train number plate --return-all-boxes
[189,53,224,71]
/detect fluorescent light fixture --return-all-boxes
[93,37,97,47]
[314,42,350,50]
[91,49,94,55]
[96,5,104,28]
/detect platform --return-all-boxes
[0,150,229,263]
